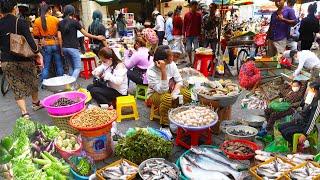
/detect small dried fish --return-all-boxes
[101,160,138,180]
[140,159,178,180]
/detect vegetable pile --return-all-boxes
[69,156,95,177]
[31,130,55,157]
[115,129,173,164]
[55,130,81,151]
[0,163,13,180]
[170,106,216,127]
[51,97,80,107]
[70,107,116,128]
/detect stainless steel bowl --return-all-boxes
[226,125,258,141]
[42,76,77,93]
[243,114,266,128]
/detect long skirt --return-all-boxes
[1,61,39,100]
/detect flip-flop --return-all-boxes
[21,113,30,119]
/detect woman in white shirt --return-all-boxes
[87,47,128,106]
[147,45,191,126]
[153,10,165,45]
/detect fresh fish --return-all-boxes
[184,153,246,180]
[290,162,320,179]
[180,157,231,180]
[140,159,179,180]
[101,160,138,179]
[190,147,248,170]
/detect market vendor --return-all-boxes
[124,37,152,85]
[87,47,128,106]
[239,57,262,90]
[264,80,307,130]
[147,45,191,126]
[279,81,320,144]
[284,50,320,80]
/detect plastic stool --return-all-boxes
[135,84,148,100]
[193,53,215,77]
[292,130,318,153]
[175,127,212,149]
[80,57,97,80]
[150,104,160,121]
[116,95,139,122]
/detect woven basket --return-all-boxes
[49,109,85,134]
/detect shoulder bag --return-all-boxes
[10,18,37,58]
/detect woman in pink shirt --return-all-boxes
[124,37,152,85]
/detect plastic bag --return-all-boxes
[264,136,289,153]
[254,33,267,46]
[268,100,291,112]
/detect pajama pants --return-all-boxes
[149,88,191,125]
[279,121,304,142]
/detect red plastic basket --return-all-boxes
[54,134,82,160]
[220,139,260,160]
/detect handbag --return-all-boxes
[9,18,37,58]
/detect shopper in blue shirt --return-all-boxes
[165,11,174,47]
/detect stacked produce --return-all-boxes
[51,97,80,107]
[55,130,81,151]
[197,79,240,97]
[98,160,138,179]
[289,162,320,179]
[30,130,55,157]
[69,156,95,177]
[170,106,217,127]
[180,147,248,180]
[139,159,179,180]
[115,129,172,164]
[70,107,116,129]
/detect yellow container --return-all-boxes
[96,159,138,180]
[249,157,294,180]
[285,161,320,180]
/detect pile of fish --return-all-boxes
[100,160,138,180]
[197,79,240,97]
[255,150,273,162]
[139,159,179,180]
[180,147,248,180]
[287,154,315,165]
[289,162,320,179]
[241,95,267,110]
[221,141,254,156]
[254,157,294,179]
[229,129,255,136]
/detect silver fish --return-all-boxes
[184,153,246,180]
[180,157,231,180]
[190,147,248,170]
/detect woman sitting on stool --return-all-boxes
[279,81,320,144]
[147,45,191,126]
[124,37,152,85]
[87,47,128,106]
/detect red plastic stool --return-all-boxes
[193,53,215,77]
[80,57,97,80]
[175,127,212,149]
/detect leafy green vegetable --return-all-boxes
[76,158,91,176]
[13,133,31,158]
[12,157,45,180]
[36,124,60,140]
[12,118,36,138]
[0,136,15,164]
[115,129,173,164]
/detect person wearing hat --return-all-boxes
[284,50,320,80]
[58,5,105,79]
[184,0,202,64]
[153,10,165,45]
[165,11,174,47]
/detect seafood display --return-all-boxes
[169,106,217,127]
[226,126,258,141]
[51,97,80,107]
[180,150,246,180]
[287,154,315,165]
[99,160,138,179]
[259,79,282,101]
[197,79,240,97]
[70,107,116,129]
[139,159,179,180]
[229,129,255,136]
[289,162,320,179]
[255,150,273,162]
[221,141,255,156]
[179,67,207,87]
[252,157,294,179]
[241,95,267,110]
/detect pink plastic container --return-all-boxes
[54,134,82,160]
[42,91,87,116]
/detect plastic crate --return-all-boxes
[96,159,138,180]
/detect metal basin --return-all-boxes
[42,76,77,93]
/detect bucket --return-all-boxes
[79,125,113,161]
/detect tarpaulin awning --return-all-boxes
[212,0,253,6]
[18,0,80,4]
[92,0,118,5]
[270,0,316,4]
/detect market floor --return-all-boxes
[0,69,263,168]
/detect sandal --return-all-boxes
[21,113,30,119]
[32,101,43,111]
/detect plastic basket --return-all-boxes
[249,157,294,180]
[49,108,85,134]
[285,161,320,180]
[220,139,260,160]
[96,159,138,180]
[54,133,82,160]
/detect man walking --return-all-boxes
[153,10,165,45]
[183,0,202,64]
[267,0,297,57]
[202,3,219,54]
